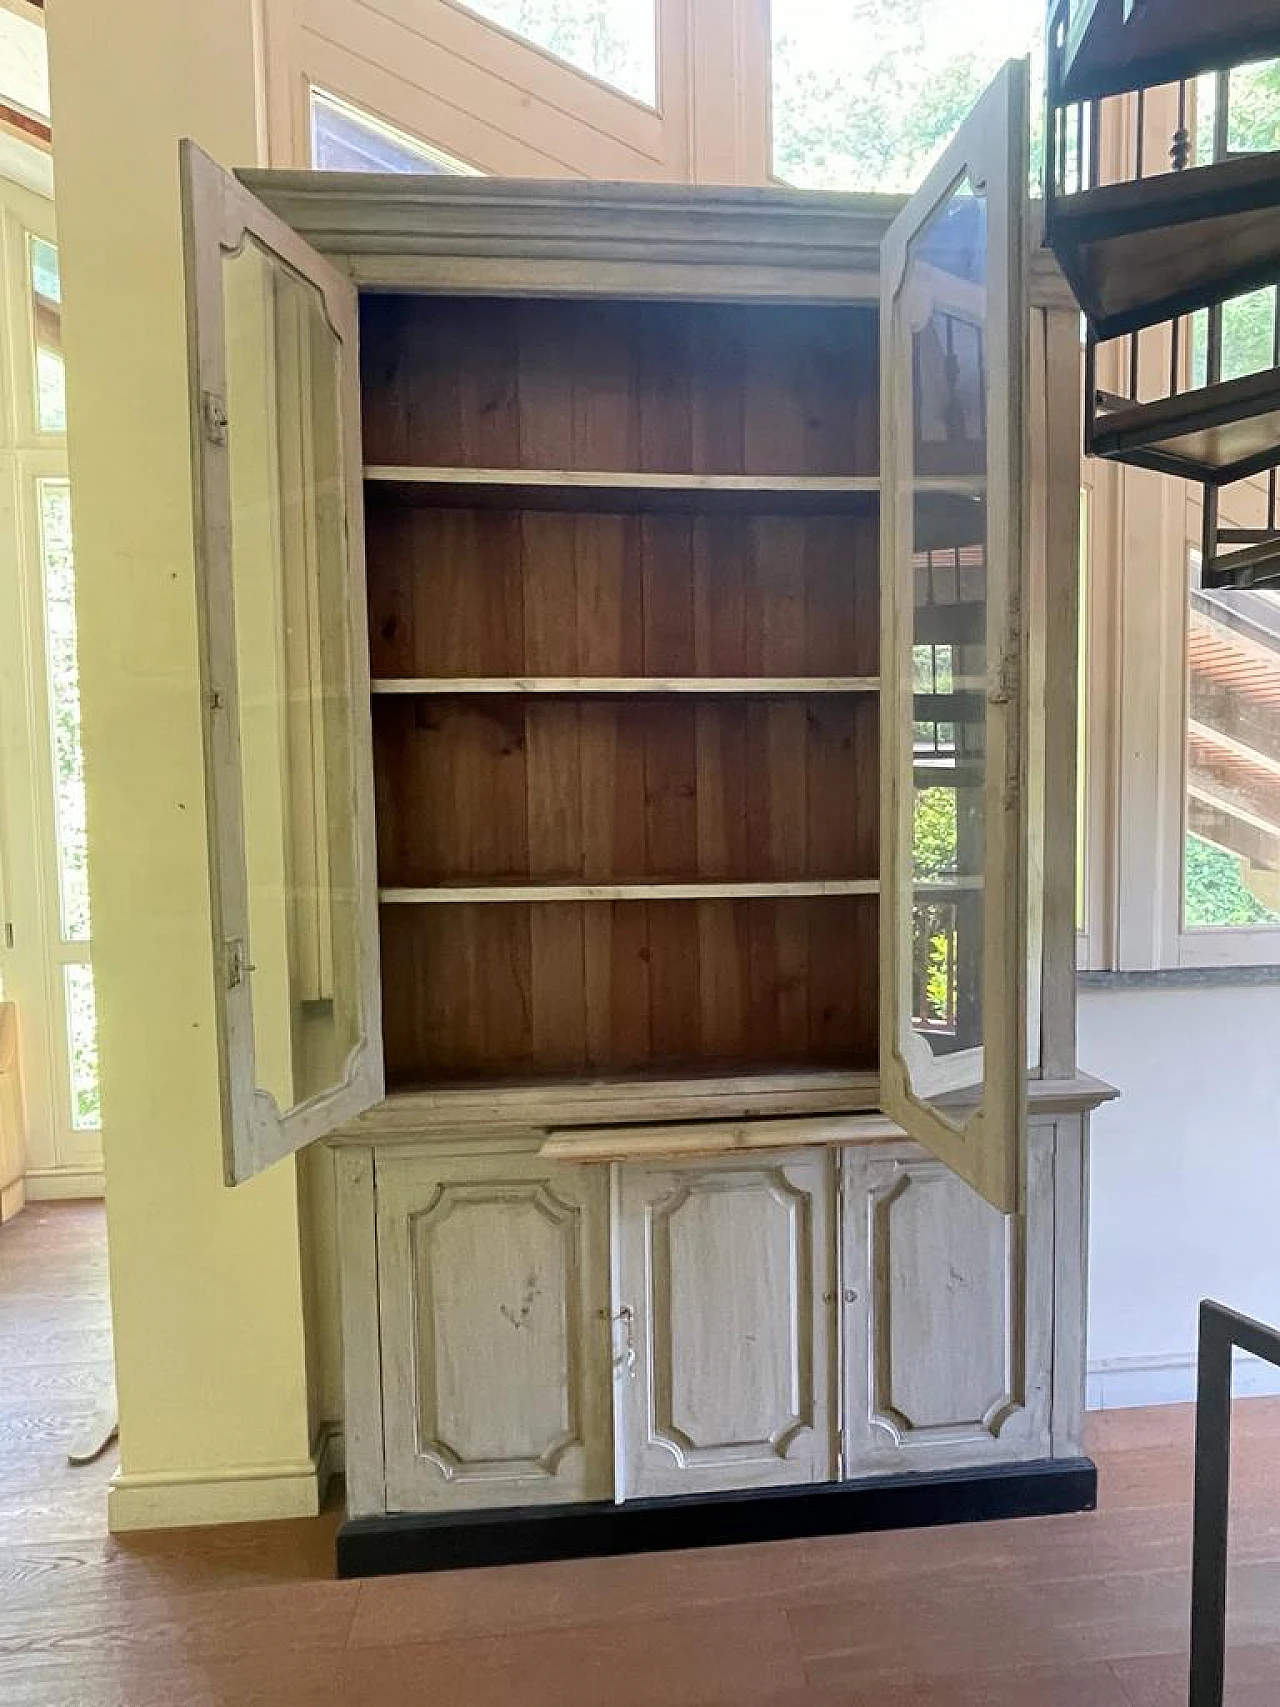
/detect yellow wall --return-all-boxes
[45,1,319,1529]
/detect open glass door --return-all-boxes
[879,61,1030,1214]
[180,142,382,1184]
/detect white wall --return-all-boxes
[1080,979,1280,1408]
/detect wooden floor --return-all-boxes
[2,1204,1278,1705]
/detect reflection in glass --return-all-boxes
[1185,579,1280,928]
[38,479,90,944]
[900,175,990,1123]
[64,964,101,1131]
[222,239,361,1115]
[29,235,66,433]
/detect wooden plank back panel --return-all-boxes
[379,896,878,1086]
[360,298,879,477]
[366,510,879,680]
[373,695,878,886]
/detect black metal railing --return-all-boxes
[1189,1299,1280,1707]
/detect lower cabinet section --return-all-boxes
[840,1137,1053,1472]
[615,1153,836,1497]
[344,1117,1083,1519]
[376,1152,613,1512]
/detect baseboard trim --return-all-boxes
[108,1456,321,1532]
[25,1166,105,1202]
[1087,1350,1280,1410]
[0,1177,25,1223]
[336,1457,1097,1579]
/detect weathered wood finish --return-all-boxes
[840,1123,1054,1473]
[365,509,879,681]
[615,1152,836,1497]
[361,289,882,1088]
[378,895,879,1085]
[373,694,879,886]
[376,1149,612,1512]
[359,296,879,475]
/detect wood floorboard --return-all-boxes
[4,1203,1280,1704]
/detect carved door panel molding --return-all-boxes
[615,1152,836,1499]
[377,1150,612,1511]
[841,1124,1053,1473]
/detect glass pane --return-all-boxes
[29,236,66,434]
[900,175,991,1124]
[1185,578,1280,928]
[38,478,91,943]
[772,0,1042,193]
[309,88,478,175]
[222,238,362,1115]
[458,0,655,105]
[64,964,101,1131]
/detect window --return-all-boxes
[28,234,65,433]
[771,0,1043,193]
[37,477,99,1128]
[0,7,50,123]
[457,0,656,106]
[309,89,478,175]
[1184,564,1280,933]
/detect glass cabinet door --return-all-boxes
[879,62,1030,1214]
[180,142,382,1184]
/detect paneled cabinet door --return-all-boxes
[376,1151,613,1512]
[840,1127,1052,1474]
[614,1153,837,1499]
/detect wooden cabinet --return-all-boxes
[177,58,1113,1554]
[614,1152,836,1498]
[840,1126,1054,1474]
[375,1150,612,1512]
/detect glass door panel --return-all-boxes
[182,142,382,1184]
[880,61,1029,1213]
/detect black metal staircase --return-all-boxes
[1045,0,1280,587]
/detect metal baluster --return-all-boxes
[1171,79,1190,171]
[1088,96,1101,190]
[1135,86,1146,180]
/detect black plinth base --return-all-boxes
[336,1456,1097,1579]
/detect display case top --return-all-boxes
[235,170,1076,311]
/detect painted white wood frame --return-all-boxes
[840,1125,1053,1473]
[0,174,103,1201]
[179,141,383,1184]
[375,1145,614,1513]
[878,60,1031,1214]
[613,1150,837,1498]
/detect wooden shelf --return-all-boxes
[371,676,881,696]
[380,880,880,905]
[1049,154,1280,341]
[1092,370,1280,486]
[364,466,881,514]
[1057,0,1280,104]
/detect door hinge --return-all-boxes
[201,390,228,448]
[2,921,12,949]
[225,937,255,990]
